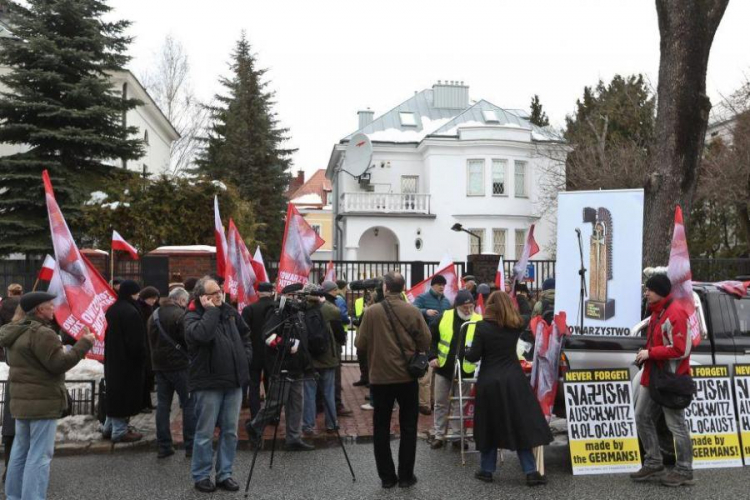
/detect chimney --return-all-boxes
[287,170,305,197]
[432,80,469,109]
[357,108,374,129]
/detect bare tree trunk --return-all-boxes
[643,0,730,266]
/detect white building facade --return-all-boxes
[326,82,565,263]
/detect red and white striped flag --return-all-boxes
[38,254,56,281]
[494,256,505,290]
[406,263,459,304]
[111,230,139,260]
[214,196,228,279]
[276,204,325,293]
[324,260,336,282]
[513,224,540,287]
[253,246,269,283]
[475,293,485,315]
[667,206,701,347]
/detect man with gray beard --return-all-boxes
[427,290,482,449]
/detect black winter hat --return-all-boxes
[20,292,56,312]
[431,275,447,286]
[454,290,475,306]
[139,286,160,300]
[257,282,274,293]
[646,274,672,298]
[118,280,141,299]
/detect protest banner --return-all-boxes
[733,364,750,465]
[686,365,743,469]
[555,190,644,336]
[276,204,325,292]
[563,368,641,475]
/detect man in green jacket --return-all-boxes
[0,292,93,500]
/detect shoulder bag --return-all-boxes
[382,300,429,379]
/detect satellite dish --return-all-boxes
[343,133,373,177]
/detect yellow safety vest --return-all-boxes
[437,309,482,374]
[355,297,364,318]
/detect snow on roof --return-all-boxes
[152,245,216,254]
[366,116,452,143]
[81,248,109,255]
[292,193,323,205]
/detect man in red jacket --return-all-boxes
[631,274,694,487]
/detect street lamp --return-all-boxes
[451,223,482,254]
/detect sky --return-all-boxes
[110,0,750,179]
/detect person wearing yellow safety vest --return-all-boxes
[427,290,482,449]
[353,286,375,389]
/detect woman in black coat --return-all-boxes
[465,291,553,486]
[103,280,146,442]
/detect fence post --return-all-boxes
[410,261,425,287]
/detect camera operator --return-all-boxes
[241,282,276,420]
[245,285,315,452]
[321,281,353,417]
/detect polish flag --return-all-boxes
[324,260,336,282]
[224,219,258,311]
[38,254,56,281]
[406,263,459,304]
[475,293,485,315]
[214,196,228,279]
[253,246,269,283]
[494,256,506,291]
[111,230,139,260]
[276,204,325,293]
[512,224,540,289]
[43,170,116,342]
[667,206,701,347]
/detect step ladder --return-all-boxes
[441,320,502,467]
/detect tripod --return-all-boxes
[243,309,356,497]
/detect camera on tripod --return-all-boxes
[350,278,385,302]
[276,282,324,316]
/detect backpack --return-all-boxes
[541,298,555,324]
[305,307,330,357]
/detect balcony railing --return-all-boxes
[341,192,431,214]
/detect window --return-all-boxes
[399,112,417,127]
[515,229,526,259]
[401,175,418,210]
[143,130,149,146]
[515,160,527,197]
[310,224,322,236]
[466,160,485,196]
[735,298,750,336]
[482,110,500,123]
[492,159,507,195]
[493,229,507,256]
[468,228,485,255]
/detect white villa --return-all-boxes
[326,81,565,263]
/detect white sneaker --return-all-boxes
[360,403,374,411]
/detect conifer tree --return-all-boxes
[0,0,143,256]
[529,94,550,127]
[196,33,293,257]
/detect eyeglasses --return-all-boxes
[203,290,222,297]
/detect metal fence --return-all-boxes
[691,258,750,282]
[0,380,97,426]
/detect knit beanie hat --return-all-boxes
[542,278,556,291]
[118,280,141,299]
[431,275,447,286]
[645,274,672,298]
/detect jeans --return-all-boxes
[5,419,57,500]
[480,448,536,475]
[249,376,304,445]
[247,368,267,420]
[303,368,337,431]
[432,373,470,440]
[155,370,196,453]
[636,385,693,474]
[102,416,128,441]
[191,388,242,483]
[371,381,419,482]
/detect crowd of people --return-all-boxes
[0,265,696,497]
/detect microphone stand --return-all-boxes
[576,229,587,335]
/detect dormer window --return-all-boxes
[482,110,500,123]
[399,112,417,127]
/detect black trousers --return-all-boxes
[357,348,369,383]
[371,381,419,482]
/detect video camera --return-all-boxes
[276,282,323,315]
[349,278,385,304]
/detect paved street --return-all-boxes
[36,440,750,500]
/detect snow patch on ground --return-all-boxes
[154,245,216,253]
[56,415,101,442]
[66,359,104,382]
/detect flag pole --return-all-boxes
[32,278,40,292]
[110,248,115,286]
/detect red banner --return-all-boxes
[276,204,325,292]
[667,206,701,347]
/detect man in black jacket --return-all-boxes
[184,277,252,494]
[147,287,195,459]
[241,282,276,419]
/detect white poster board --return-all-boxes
[555,190,644,335]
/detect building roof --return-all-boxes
[290,169,331,207]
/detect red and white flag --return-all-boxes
[111,230,139,260]
[38,254,56,281]
[475,293,485,315]
[512,224,540,288]
[494,256,506,291]
[214,196,228,279]
[253,246,269,283]
[324,260,336,282]
[406,263,460,304]
[276,204,325,292]
[667,206,701,347]
[224,219,258,312]
[43,170,115,342]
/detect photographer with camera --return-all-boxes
[355,272,431,489]
[245,284,315,452]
